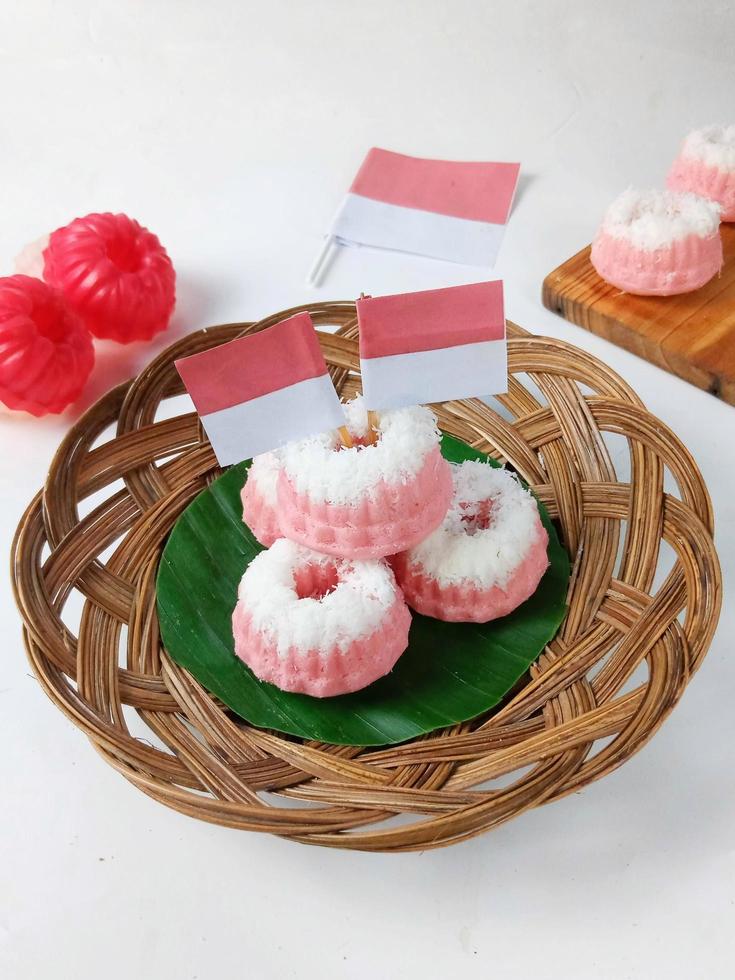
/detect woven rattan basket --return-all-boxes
[11,303,722,851]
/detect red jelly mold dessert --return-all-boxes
[0,275,94,416]
[42,212,176,343]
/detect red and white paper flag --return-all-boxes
[357,281,507,411]
[309,148,520,283]
[175,313,345,465]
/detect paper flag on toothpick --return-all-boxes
[308,149,520,284]
[175,313,345,465]
[357,281,507,412]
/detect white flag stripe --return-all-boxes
[361,340,508,412]
[200,374,346,465]
[331,192,507,267]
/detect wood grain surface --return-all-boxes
[542,223,735,406]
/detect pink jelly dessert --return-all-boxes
[232,539,411,697]
[241,452,282,547]
[590,188,722,296]
[0,275,94,416]
[667,125,735,222]
[41,212,176,343]
[392,460,549,623]
[277,396,453,560]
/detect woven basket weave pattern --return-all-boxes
[11,303,721,851]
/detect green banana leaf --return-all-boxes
[156,435,569,746]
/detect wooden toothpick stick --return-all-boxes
[357,294,378,444]
[338,425,354,449]
[366,410,379,446]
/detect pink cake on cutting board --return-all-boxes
[590,188,722,297]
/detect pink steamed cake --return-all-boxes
[393,460,549,623]
[232,540,410,697]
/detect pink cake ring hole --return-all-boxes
[590,188,723,296]
[393,461,549,623]
[292,560,339,600]
[232,539,411,697]
[459,497,493,535]
[276,397,453,560]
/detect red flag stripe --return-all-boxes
[350,149,520,225]
[175,313,330,417]
[357,281,505,360]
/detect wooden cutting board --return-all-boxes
[542,223,735,406]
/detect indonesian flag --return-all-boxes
[313,148,520,278]
[357,281,507,411]
[175,313,345,465]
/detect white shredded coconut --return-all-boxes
[238,539,398,656]
[278,395,442,505]
[681,124,735,172]
[406,461,541,589]
[600,188,720,250]
[341,396,371,439]
[247,451,281,505]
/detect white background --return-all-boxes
[2,2,734,978]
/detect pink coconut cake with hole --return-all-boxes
[232,538,411,697]
[590,188,722,296]
[668,125,735,222]
[276,396,452,560]
[392,460,549,623]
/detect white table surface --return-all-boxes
[2,2,734,978]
